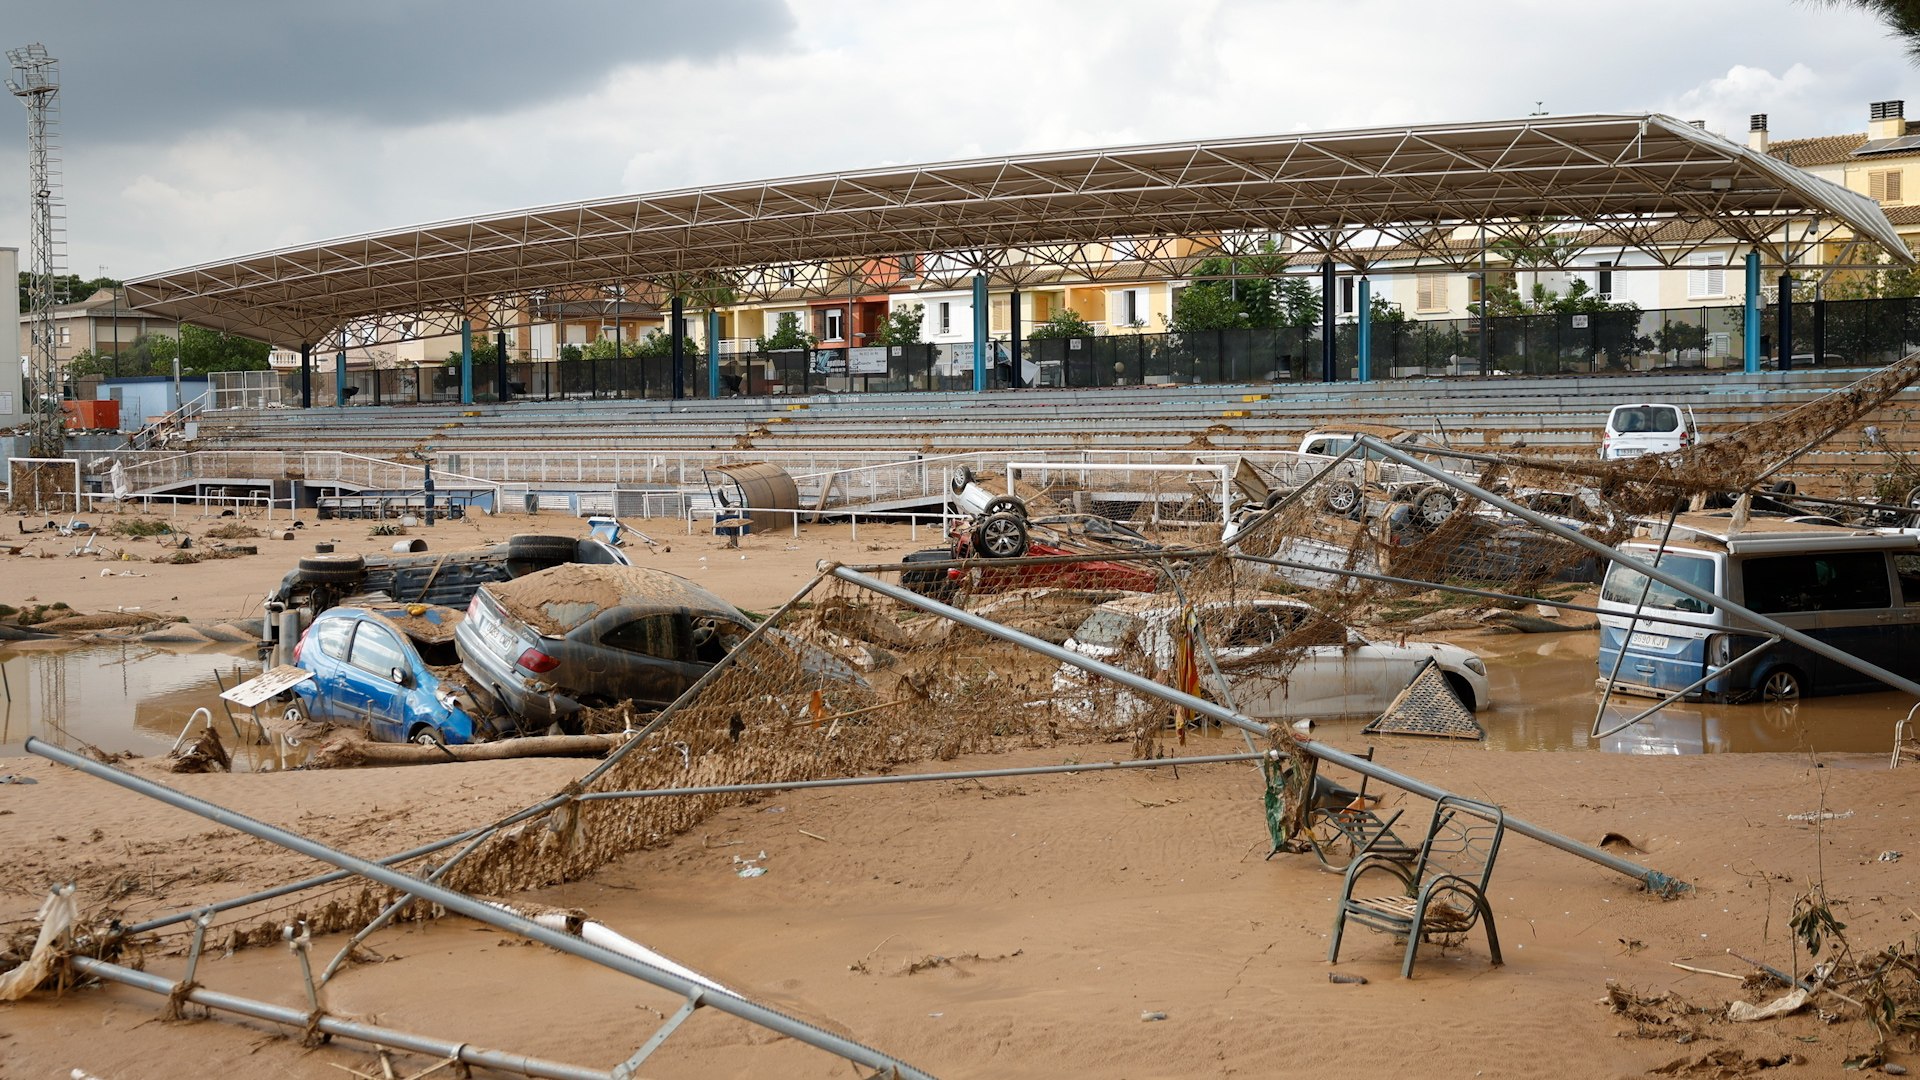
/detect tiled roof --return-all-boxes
[1768,133,1868,167]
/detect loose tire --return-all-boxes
[1760,667,1805,702]
[972,512,1029,559]
[983,495,1029,520]
[1321,479,1362,518]
[506,533,576,577]
[294,553,366,584]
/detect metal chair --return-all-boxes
[1327,794,1505,978]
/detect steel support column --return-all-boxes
[1319,258,1336,382]
[333,341,346,408]
[459,319,473,405]
[496,329,509,402]
[1744,251,1762,374]
[1010,288,1022,387]
[1778,272,1794,372]
[971,274,989,392]
[671,295,685,400]
[1356,276,1372,381]
[299,341,311,409]
[707,309,721,399]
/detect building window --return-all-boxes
[778,266,797,287]
[1416,274,1448,312]
[1595,261,1614,300]
[936,301,952,335]
[1687,253,1726,299]
[1871,169,1905,203]
[58,325,69,346]
[1116,288,1145,327]
[1338,277,1355,316]
[823,309,844,340]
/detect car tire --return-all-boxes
[1264,490,1287,510]
[506,533,576,577]
[409,725,444,746]
[1411,485,1457,529]
[983,495,1029,520]
[950,465,975,495]
[294,553,366,584]
[1321,479,1362,518]
[972,512,1029,559]
[1760,666,1805,702]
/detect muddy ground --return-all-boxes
[1,507,1918,1079]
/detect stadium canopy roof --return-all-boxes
[124,113,1911,347]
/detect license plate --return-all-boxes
[1615,447,1644,457]
[1629,632,1670,649]
[480,614,520,655]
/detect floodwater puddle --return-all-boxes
[1317,631,1917,756]
[0,641,303,770]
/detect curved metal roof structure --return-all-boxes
[124,113,1909,347]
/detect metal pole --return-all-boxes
[27,738,937,1080]
[671,295,686,400]
[69,955,611,1080]
[1744,251,1762,374]
[971,275,989,393]
[707,309,721,399]
[579,752,1266,802]
[299,342,311,409]
[826,566,1685,893]
[1319,258,1335,382]
[496,329,509,402]
[459,318,474,405]
[1356,276,1372,381]
[1353,434,1920,700]
[1778,271,1794,372]
[1010,287,1022,386]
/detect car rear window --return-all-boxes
[1741,551,1892,612]
[1601,552,1717,613]
[1610,406,1681,434]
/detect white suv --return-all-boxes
[1601,403,1697,460]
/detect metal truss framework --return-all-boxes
[123,113,1910,349]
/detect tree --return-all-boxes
[1028,309,1099,339]
[558,343,584,362]
[179,325,271,373]
[632,329,676,359]
[583,337,622,360]
[1807,0,1920,61]
[18,272,118,311]
[444,336,501,367]
[1166,284,1249,333]
[757,311,816,352]
[1826,244,1920,299]
[872,304,925,346]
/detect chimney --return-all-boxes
[1870,100,1907,141]
[1748,113,1769,154]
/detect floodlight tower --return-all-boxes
[8,44,64,459]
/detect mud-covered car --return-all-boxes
[455,563,863,730]
[288,604,510,744]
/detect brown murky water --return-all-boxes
[1,629,1911,765]
[0,642,293,770]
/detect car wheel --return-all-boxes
[983,495,1029,520]
[1761,667,1805,702]
[972,512,1029,559]
[1411,486,1457,529]
[1321,480,1362,517]
[294,553,367,584]
[950,465,975,495]
[410,725,444,746]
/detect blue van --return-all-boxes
[1596,515,1920,702]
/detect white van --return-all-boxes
[1596,514,1920,701]
[1601,403,1697,460]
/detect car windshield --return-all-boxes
[1600,552,1716,613]
[1073,609,1140,648]
[1611,406,1680,434]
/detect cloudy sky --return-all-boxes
[0,0,1910,277]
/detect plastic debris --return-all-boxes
[1140,1011,1167,1021]
[1728,988,1811,1022]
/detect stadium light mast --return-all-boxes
[9,43,65,459]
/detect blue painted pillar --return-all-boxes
[971,275,989,392]
[334,342,347,407]
[1356,277,1372,382]
[707,310,721,399]
[459,319,474,405]
[1743,251,1761,374]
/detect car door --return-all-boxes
[593,612,699,708]
[342,620,413,741]
[302,617,359,724]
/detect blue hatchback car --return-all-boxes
[290,605,507,745]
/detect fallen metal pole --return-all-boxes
[827,565,1686,894]
[28,738,937,1080]
[577,752,1266,802]
[69,954,611,1080]
[1356,434,1920,700]
[842,546,1217,575]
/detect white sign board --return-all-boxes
[1571,314,1590,329]
[847,347,889,375]
[221,665,314,709]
